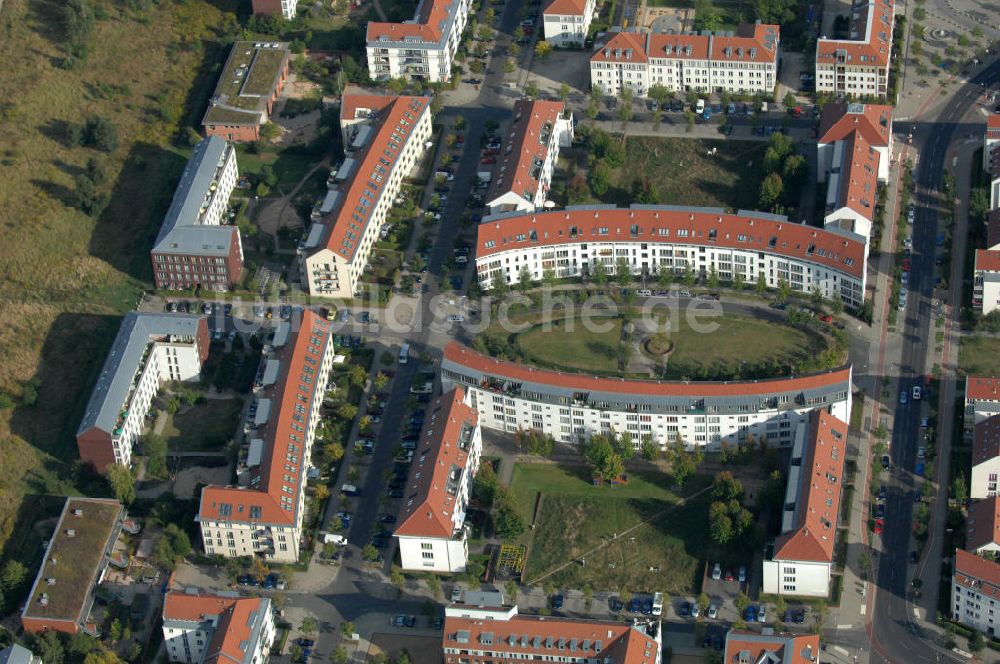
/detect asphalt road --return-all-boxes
[868,59,1000,664]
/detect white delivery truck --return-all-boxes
[652,592,664,616]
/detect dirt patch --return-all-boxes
[366,633,441,663]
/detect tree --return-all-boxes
[64,0,94,56]
[591,260,608,287]
[969,630,985,653]
[83,651,122,664]
[542,268,557,289]
[1,559,28,592]
[783,154,807,191]
[683,265,697,287]
[712,471,743,502]
[535,40,552,59]
[640,435,659,460]
[588,162,611,197]
[558,83,571,103]
[782,91,797,109]
[143,433,168,477]
[82,115,119,152]
[331,646,349,664]
[755,272,767,295]
[709,501,734,544]
[494,486,526,539]
[952,473,968,503]
[524,80,540,99]
[473,462,500,506]
[503,58,517,76]
[518,266,534,293]
[505,579,520,603]
[657,268,673,288]
[348,364,367,387]
[648,84,670,108]
[618,88,634,126]
[735,592,750,612]
[391,567,406,591]
[759,172,784,211]
[337,402,359,422]
[733,272,745,292]
[697,592,710,614]
[314,484,330,501]
[668,440,696,486]
[652,108,663,128]
[107,463,135,504]
[325,441,345,463]
[361,544,380,561]
[631,177,658,204]
[707,265,720,290]
[34,629,66,664]
[340,621,356,638]
[615,257,632,287]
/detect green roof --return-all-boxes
[202,41,290,127]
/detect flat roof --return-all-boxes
[22,498,122,626]
[203,41,290,127]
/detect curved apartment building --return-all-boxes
[475,205,868,308]
[441,342,852,450]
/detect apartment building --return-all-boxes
[152,136,243,291]
[590,23,779,97]
[442,342,852,450]
[366,0,472,82]
[984,115,1000,173]
[817,102,893,240]
[21,498,129,635]
[198,310,336,563]
[162,592,275,664]
[971,415,1000,499]
[966,376,1000,431]
[0,645,41,664]
[542,0,596,48]
[252,0,298,19]
[762,411,848,598]
[815,0,895,98]
[76,313,209,471]
[475,206,869,309]
[967,497,1000,558]
[301,95,432,298]
[443,596,658,664]
[202,41,290,142]
[952,547,1000,636]
[723,630,821,663]
[487,100,574,215]
[975,248,1000,314]
[395,388,482,573]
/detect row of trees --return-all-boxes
[758,132,807,213]
[708,472,755,545]
[474,464,525,540]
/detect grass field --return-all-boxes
[958,336,1000,377]
[0,0,240,549]
[482,312,825,380]
[510,463,714,594]
[579,138,768,210]
[161,398,242,452]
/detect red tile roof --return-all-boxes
[723,630,821,664]
[967,497,1000,553]
[544,0,588,16]
[199,310,333,526]
[442,614,658,663]
[163,593,269,664]
[832,131,880,220]
[444,341,852,398]
[591,32,650,63]
[476,207,866,279]
[339,91,395,124]
[988,115,1000,137]
[968,376,1000,402]
[366,0,459,43]
[395,388,479,539]
[973,414,1000,466]
[954,548,1000,600]
[595,24,780,64]
[975,249,1000,273]
[319,95,430,262]
[489,100,567,208]
[772,411,848,563]
[818,102,893,146]
[705,23,780,62]
[816,0,895,67]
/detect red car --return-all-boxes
[874,518,884,534]
[819,314,833,323]
[902,258,911,271]
[481,156,496,164]
[724,570,735,582]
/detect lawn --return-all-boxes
[509,463,714,594]
[161,398,243,452]
[479,311,828,380]
[573,138,769,211]
[0,0,239,551]
[958,336,1000,377]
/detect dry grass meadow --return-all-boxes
[0,0,240,549]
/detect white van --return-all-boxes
[321,533,347,545]
[652,592,664,616]
[695,99,706,114]
[759,101,768,113]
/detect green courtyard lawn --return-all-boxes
[509,463,721,595]
[477,310,830,380]
[161,398,242,452]
[958,336,1000,377]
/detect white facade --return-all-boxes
[590,26,779,98]
[366,0,472,82]
[762,559,832,597]
[441,342,852,451]
[972,459,1000,500]
[398,531,473,573]
[975,261,1000,315]
[542,0,596,48]
[475,208,868,309]
[815,0,894,97]
[302,98,432,298]
[952,549,1000,637]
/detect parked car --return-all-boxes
[609,596,624,612]
[550,594,564,610]
[707,604,719,619]
[678,601,691,617]
[738,566,747,583]
[711,562,721,580]
[881,455,891,471]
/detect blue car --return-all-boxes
[628,597,642,613]
[550,594,564,609]
[745,606,757,622]
[642,598,653,614]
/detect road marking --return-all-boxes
[913,607,920,618]
[832,646,850,655]
[836,625,853,631]
[860,605,866,615]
